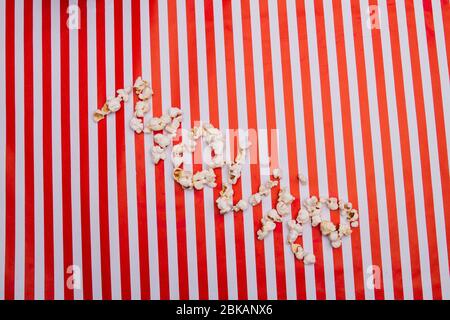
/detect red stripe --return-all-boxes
[258,0,287,300]
[367,0,405,299]
[294,0,326,300]
[166,0,190,299]
[423,0,450,274]
[313,0,346,300]
[148,0,170,299]
[204,0,229,299]
[275,0,306,300]
[95,0,112,300]
[113,0,132,300]
[239,0,268,300]
[24,0,35,300]
[349,0,385,299]
[222,0,249,300]
[60,0,74,300]
[185,0,209,299]
[4,0,16,301]
[331,0,366,299]
[404,0,442,299]
[42,0,55,300]
[78,0,93,300]
[385,0,424,299]
[130,0,151,300]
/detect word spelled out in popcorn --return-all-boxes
[93,77,360,266]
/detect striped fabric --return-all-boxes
[0,0,449,300]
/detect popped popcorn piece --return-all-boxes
[276,201,290,217]
[117,86,132,102]
[145,117,167,132]
[233,199,249,212]
[311,214,322,227]
[228,162,242,185]
[272,168,282,180]
[154,133,172,149]
[328,231,339,242]
[303,253,316,265]
[296,208,310,225]
[151,145,166,164]
[351,221,359,228]
[320,220,337,236]
[249,193,262,206]
[278,187,295,205]
[107,96,122,112]
[134,100,150,117]
[257,216,276,240]
[134,76,148,92]
[326,197,339,211]
[339,224,353,237]
[292,244,306,261]
[93,104,110,122]
[165,117,182,135]
[298,173,308,185]
[192,169,217,190]
[173,168,194,190]
[287,220,303,243]
[331,239,342,249]
[130,117,144,134]
[216,184,234,214]
[169,107,183,118]
[267,209,282,223]
[139,86,153,101]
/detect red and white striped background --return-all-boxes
[0,0,449,300]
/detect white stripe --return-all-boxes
[322,0,356,300]
[176,0,199,299]
[33,0,45,300]
[51,0,64,299]
[158,0,179,299]
[378,0,414,300]
[249,0,277,300]
[195,0,219,299]
[285,0,316,299]
[341,0,374,300]
[0,0,6,301]
[359,0,395,299]
[86,0,102,300]
[213,0,238,299]
[104,0,122,299]
[14,0,25,300]
[395,0,433,299]
[304,0,336,299]
[139,0,161,300]
[431,2,450,175]
[266,0,297,300]
[68,0,83,300]
[231,0,258,300]
[414,0,450,298]
[122,0,141,299]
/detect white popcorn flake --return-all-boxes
[351,221,359,228]
[117,86,132,102]
[326,197,339,211]
[134,100,150,118]
[249,193,262,206]
[278,187,295,205]
[331,240,342,249]
[311,214,322,227]
[154,133,172,149]
[169,107,183,118]
[130,117,144,134]
[296,208,310,225]
[107,96,122,112]
[303,253,316,265]
[276,201,290,217]
[328,231,339,242]
[339,224,352,237]
[233,199,249,212]
[320,220,336,236]
[257,216,277,240]
[287,220,303,244]
[298,173,308,185]
[267,209,282,223]
[139,86,153,101]
[272,168,282,180]
[151,145,166,164]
